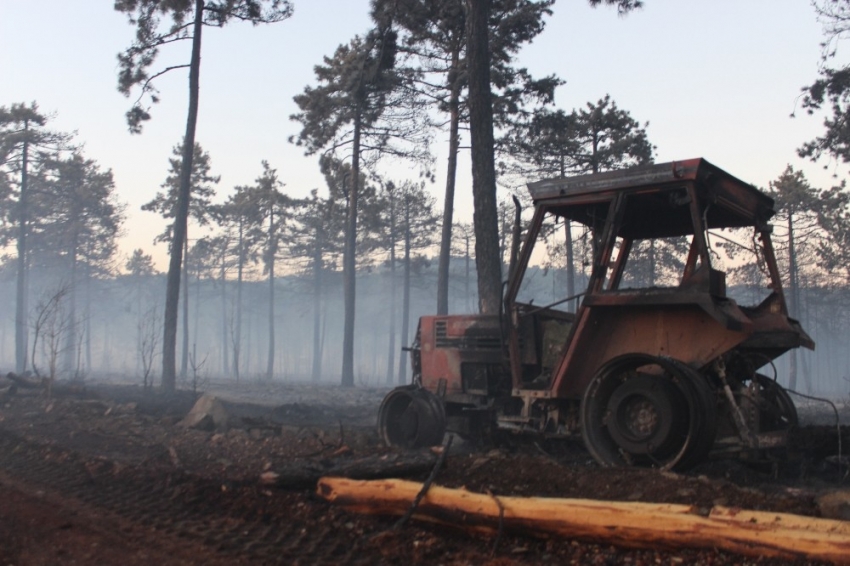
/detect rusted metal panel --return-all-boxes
[552,305,749,398]
[527,159,706,201]
[527,159,775,238]
[418,315,501,397]
[527,159,772,216]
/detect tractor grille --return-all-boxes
[434,320,501,350]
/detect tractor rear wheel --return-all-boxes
[581,354,717,471]
[378,386,446,449]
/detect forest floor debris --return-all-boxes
[0,378,847,564]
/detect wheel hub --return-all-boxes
[605,375,678,455]
[581,355,718,471]
[622,396,659,439]
[378,386,447,449]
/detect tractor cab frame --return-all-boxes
[379,159,814,471]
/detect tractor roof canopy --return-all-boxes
[526,158,775,240]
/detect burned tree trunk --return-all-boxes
[465,0,502,315]
[261,450,438,490]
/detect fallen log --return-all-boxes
[262,450,438,490]
[3,373,87,398]
[318,477,850,564]
[4,372,41,389]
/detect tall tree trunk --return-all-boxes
[341,111,362,387]
[312,222,323,382]
[15,130,29,374]
[220,254,229,375]
[65,234,79,378]
[499,205,508,279]
[320,292,328,376]
[648,239,656,288]
[386,190,396,385]
[64,234,78,377]
[787,213,799,391]
[85,260,92,376]
[465,232,471,311]
[136,277,143,376]
[246,301,253,376]
[398,192,411,385]
[181,236,189,379]
[267,207,276,379]
[193,265,201,375]
[466,0,502,315]
[234,214,244,382]
[162,0,203,392]
[565,225,575,311]
[559,157,575,311]
[101,319,110,374]
[436,47,462,316]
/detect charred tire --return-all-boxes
[665,358,718,470]
[581,354,717,471]
[378,386,446,449]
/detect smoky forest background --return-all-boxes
[3,0,850,397]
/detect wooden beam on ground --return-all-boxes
[317,477,850,564]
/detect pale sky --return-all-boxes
[0,1,836,271]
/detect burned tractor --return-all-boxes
[378,159,814,471]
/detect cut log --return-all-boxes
[263,450,438,490]
[318,477,850,564]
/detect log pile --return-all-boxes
[318,477,850,564]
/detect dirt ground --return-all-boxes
[0,377,848,565]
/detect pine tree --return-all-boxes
[28,153,124,378]
[240,161,290,379]
[291,25,429,386]
[769,166,826,392]
[394,181,438,384]
[125,249,158,379]
[0,102,73,374]
[507,96,653,178]
[289,190,343,382]
[464,0,642,314]
[816,182,850,284]
[142,141,219,379]
[800,0,850,166]
[115,0,292,392]
[375,0,560,315]
[213,187,259,382]
[287,158,349,382]
[185,236,219,381]
[504,96,654,302]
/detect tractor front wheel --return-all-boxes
[378,386,446,449]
